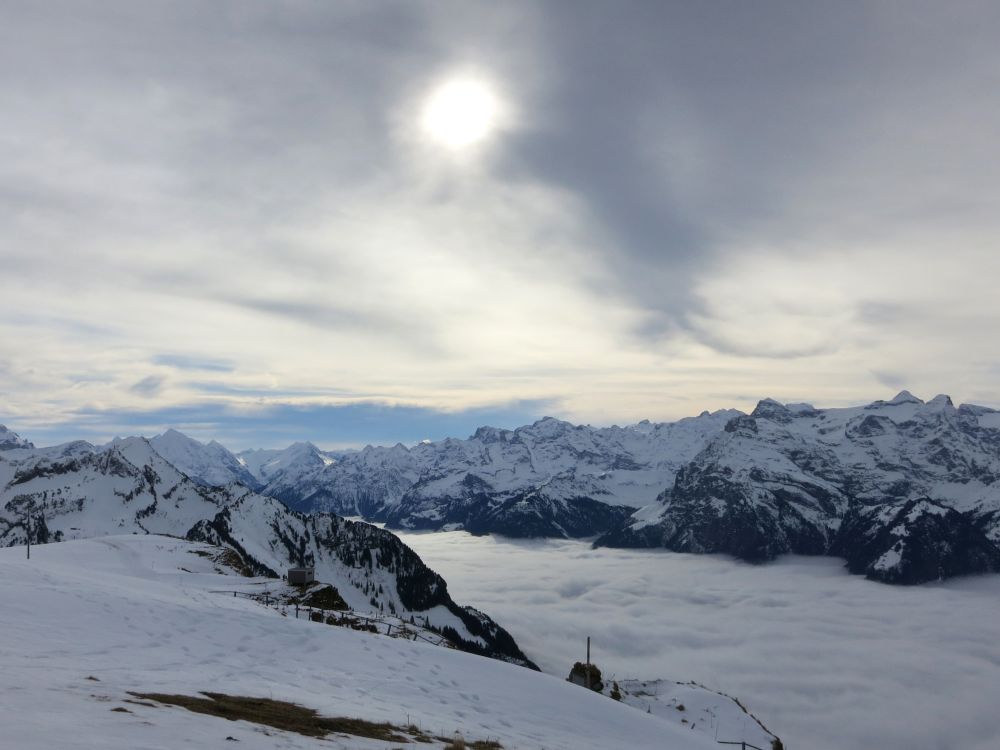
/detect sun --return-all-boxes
[420,77,501,150]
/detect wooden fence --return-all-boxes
[212,589,454,648]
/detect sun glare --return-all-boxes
[420,77,501,150]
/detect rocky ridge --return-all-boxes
[597,392,1000,583]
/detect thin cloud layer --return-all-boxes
[2,1,1000,442]
[398,531,1000,750]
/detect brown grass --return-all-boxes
[443,738,503,750]
[130,692,409,742]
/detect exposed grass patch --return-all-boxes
[130,692,410,742]
[443,738,503,750]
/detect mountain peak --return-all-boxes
[927,394,955,409]
[0,424,34,450]
[155,428,205,447]
[888,390,923,405]
[473,425,508,443]
[750,398,792,421]
[527,416,572,431]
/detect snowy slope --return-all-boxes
[149,428,261,488]
[0,438,531,665]
[0,536,720,750]
[600,679,780,748]
[600,392,1000,583]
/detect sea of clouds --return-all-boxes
[396,531,1000,750]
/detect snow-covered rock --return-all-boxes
[830,498,1000,584]
[0,424,33,451]
[598,392,1000,583]
[254,411,743,539]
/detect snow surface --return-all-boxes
[398,529,1000,750]
[0,535,717,750]
[599,679,777,748]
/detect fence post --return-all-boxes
[295,604,299,619]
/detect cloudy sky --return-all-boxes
[3,1,1000,448]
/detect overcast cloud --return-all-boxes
[2,1,1000,445]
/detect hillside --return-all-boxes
[0,434,531,665]
[0,535,727,750]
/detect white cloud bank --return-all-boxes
[398,531,1000,750]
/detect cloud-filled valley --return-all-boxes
[398,531,1000,750]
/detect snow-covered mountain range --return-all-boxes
[0,433,531,666]
[238,411,742,536]
[5,389,1000,584]
[598,392,1000,583]
[124,412,742,538]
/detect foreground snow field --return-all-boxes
[397,530,1000,750]
[0,535,721,750]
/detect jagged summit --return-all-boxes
[0,425,33,451]
[750,398,793,421]
[926,393,955,409]
[887,390,923,405]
